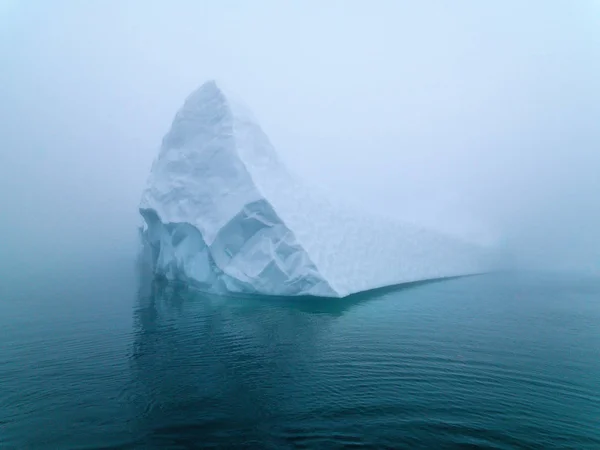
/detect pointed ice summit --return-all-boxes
[140,81,492,297]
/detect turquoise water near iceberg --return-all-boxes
[1,258,599,449]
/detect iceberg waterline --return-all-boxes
[139,81,493,297]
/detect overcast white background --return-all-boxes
[1,0,598,279]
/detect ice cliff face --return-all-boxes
[140,81,492,297]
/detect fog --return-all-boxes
[1,1,598,278]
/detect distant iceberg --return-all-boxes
[139,81,493,297]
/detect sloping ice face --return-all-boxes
[140,80,493,298]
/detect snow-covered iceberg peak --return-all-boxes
[140,80,492,298]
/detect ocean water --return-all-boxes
[1,259,599,449]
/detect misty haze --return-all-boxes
[1,1,599,448]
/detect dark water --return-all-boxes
[1,261,599,449]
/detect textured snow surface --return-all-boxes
[140,81,493,297]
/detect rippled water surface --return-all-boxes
[1,261,599,449]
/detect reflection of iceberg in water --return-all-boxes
[129,261,362,446]
[129,262,482,446]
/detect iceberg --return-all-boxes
[139,81,492,297]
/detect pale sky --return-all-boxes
[1,1,599,275]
